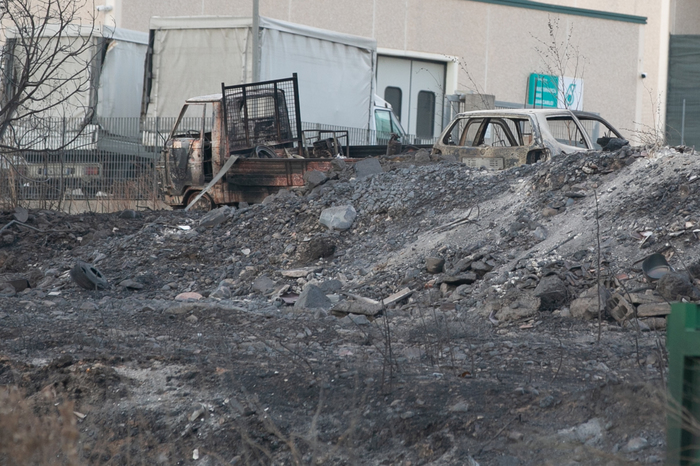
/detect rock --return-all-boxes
[80,302,98,311]
[539,395,555,408]
[279,267,322,278]
[569,285,610,320]
[470,260,493,275]
[294,284,332,311]
[414,148,431,163]
[497,456,521,466]
[558,418,604,445]
[118,209,139,219]
[542,207,559,217]
[448,401,469,412]
[657,271,700,301]
[354,158,383,178]
[317,279,342,293]
[332,295,382,316]
[119,279,144,290]
[439,273,477,285]
[199,206,230,228]
[319,205,356,230]
[210,285,231,299]
[425,257,445,274]
[533,275,567,310]
[185,315,198,323]
[252,275,277,294]
[495,295,540,322]
[532,226,548,241]
[303,170,328,188]
[300,237,336,262]
[624,437,648,452]
[347,314,370,325]
[175,292,203,301]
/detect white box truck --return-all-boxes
[141,16,406,145]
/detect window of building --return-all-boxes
[416,91,435,139]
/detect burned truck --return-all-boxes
[158,75,349,209]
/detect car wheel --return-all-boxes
[70,260,109,290]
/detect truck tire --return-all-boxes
[70,260,109,290]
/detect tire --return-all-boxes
[70,260,109,290]
[185,191,214,212]
[254,145,278,158]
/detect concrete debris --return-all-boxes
[569,285,611,320]
[332,294,382,316]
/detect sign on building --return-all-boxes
[527,73,583,110]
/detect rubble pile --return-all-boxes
[0,144,696,464]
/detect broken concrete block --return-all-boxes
[636,302,671,317]
[294,284,331,311]
[608,293,635,322]
[319,205,356,230]
[425,257,445,274]
[303,170,328,189]
[533,275,568,310]
[569,285,610,320]
[354,158,383,179]
[332,295,382,316]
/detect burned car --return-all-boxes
[432,109,626,169]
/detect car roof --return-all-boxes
[453,108,605,119]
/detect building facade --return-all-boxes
[89,0,699,145]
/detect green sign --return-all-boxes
[527,73,558,108]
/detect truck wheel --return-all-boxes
[70,260,109,290]
[186,191,214,212]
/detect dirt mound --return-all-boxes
[0,145,690,464]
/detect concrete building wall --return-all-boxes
[671,0,700,34]
[98,0,646,140]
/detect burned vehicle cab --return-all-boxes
[432,109,624,169]
[160,95,218,204]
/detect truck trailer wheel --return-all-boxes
[185,191,214,212]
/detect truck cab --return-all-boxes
[159,75,349,209]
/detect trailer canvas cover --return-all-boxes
[145,16,376,129]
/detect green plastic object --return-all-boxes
[667,302,700,464]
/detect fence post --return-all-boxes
[667,302,700,464]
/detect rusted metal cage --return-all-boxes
[221,74,303,156]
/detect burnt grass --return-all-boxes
[0,145,692,465]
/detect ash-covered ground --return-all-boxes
[2,144,696,465]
